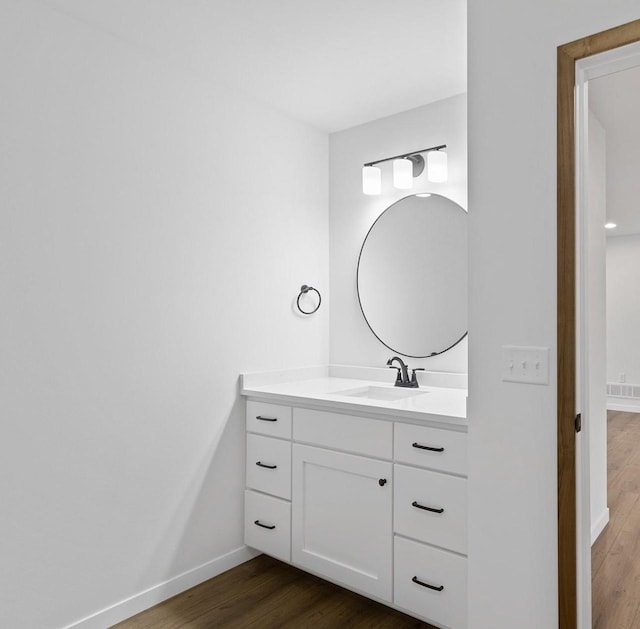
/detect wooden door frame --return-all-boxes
[557,19,640,629]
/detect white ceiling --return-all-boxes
[39,0,467,132]
[590,65,640,237]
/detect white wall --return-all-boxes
[329,94,468,372]
[587,111,608,542]
[467,3,639,628]
[0,2,328,628]
[607,234,640,384]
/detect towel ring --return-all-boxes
[296,285,321,315]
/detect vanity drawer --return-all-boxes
[293,408,392,459]
[394,464,467,554]
[394,422,467,476]
[246,400,292,439]
[244,490,291,562]
[394,536,467,629]
[246,434,291,500]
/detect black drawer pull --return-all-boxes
[254,520,276,530]
[412,576,444,591]
[412,442,444,452]
[256,461,277,469]
[412,501,445,514]
[256,415,278,422]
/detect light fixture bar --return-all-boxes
[363,144,446,168]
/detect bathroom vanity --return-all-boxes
[241,365,468,629]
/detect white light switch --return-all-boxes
[501,346,549,385]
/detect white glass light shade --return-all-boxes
[427,150,448,183]
[362,166,381,195]
[393,158,413,189]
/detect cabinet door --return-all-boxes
[291,444,392,601]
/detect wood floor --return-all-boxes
[111,554,434,628]
[592,410,640,628]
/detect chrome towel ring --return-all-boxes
[296,285,321,315]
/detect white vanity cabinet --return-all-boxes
[244,397,468,629]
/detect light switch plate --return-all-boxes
[501,346,550,385]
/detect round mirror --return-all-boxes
[357,193,468,358]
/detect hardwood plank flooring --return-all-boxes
[592,410,640,628]
[111,554,435,629]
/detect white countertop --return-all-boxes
[240,365,467,427]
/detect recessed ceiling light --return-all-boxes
[605,222,617,229]
[416,193,432,197]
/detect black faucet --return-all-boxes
[386,357,424,388]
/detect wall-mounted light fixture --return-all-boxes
[362,165,382,195]
[362,144,447,195]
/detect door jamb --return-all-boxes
[557,18,640,629]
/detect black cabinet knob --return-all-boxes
[378,478,387,487]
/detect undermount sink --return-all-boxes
[335,385,428,401]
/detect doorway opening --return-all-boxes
[578,48,640,628]
[557,19,640,629]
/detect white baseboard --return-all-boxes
[63,546,260,629]
[591,508,610,545]
[607,398,640,413]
